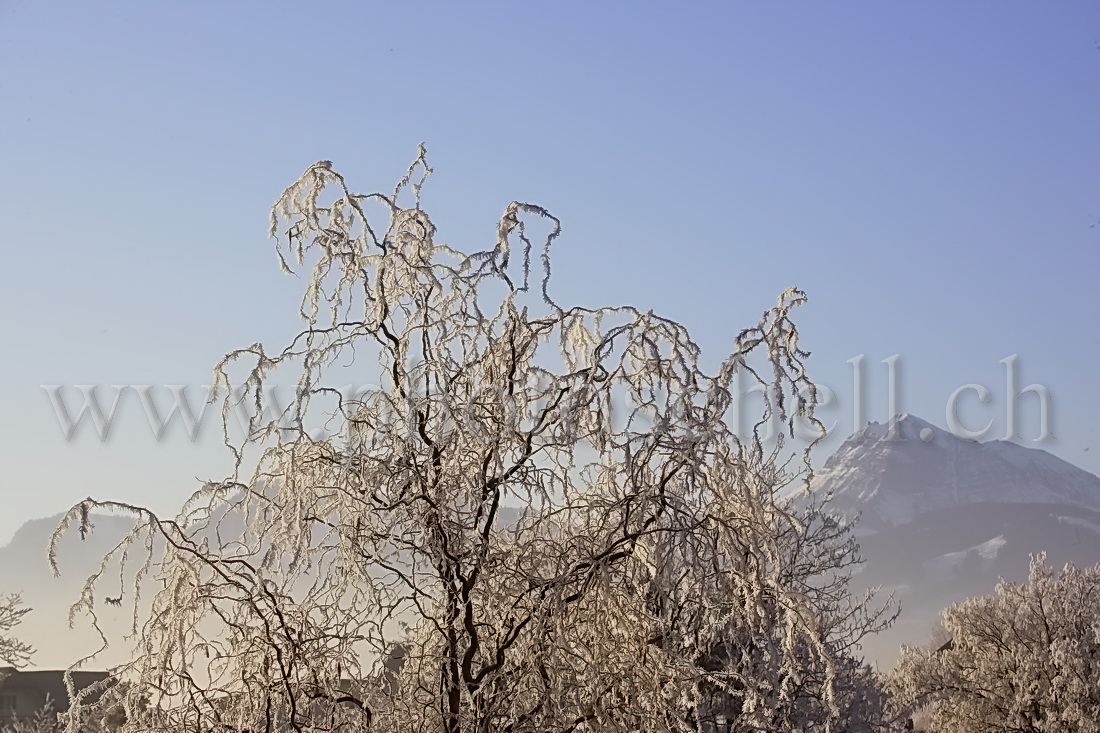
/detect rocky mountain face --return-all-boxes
[810,414,1100,669]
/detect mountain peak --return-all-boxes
[850,413,948,445]
[815,414,1100,528]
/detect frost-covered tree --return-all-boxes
[890,555,1100,732]
[0,598,49,733]
[53,148,892,732]
[0,593,34,669]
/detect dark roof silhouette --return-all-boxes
[0,667,110,724]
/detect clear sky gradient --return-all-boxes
[1,1,1098,545]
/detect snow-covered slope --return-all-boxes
[813,414,1100,529]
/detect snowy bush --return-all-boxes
[0,594,33,670]
[890,555,1100,732]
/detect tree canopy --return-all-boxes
[53,148,892,733]
[890,555,1100,733]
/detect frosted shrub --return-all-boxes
[891,555,1100,732]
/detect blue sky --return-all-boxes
[1,0,1098,545]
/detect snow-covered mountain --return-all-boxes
[810,414,1100,669]
[813,413,1100,529]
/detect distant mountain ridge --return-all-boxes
[812,413,1100,530]
[1,512,139,670]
